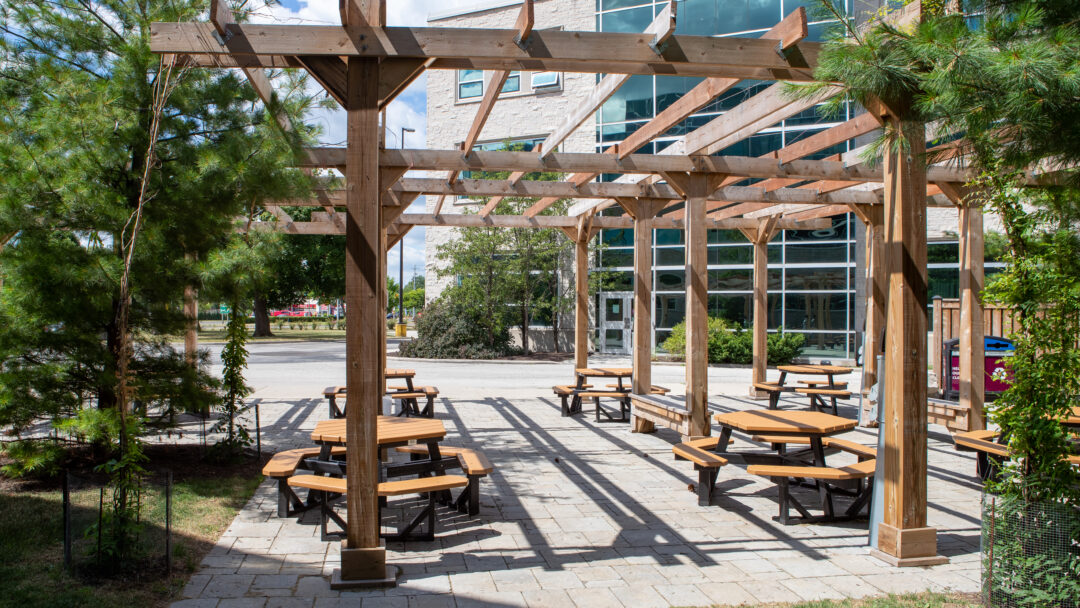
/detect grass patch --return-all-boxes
[0,447,264,608]
[196,327,348,343]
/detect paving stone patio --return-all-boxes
[173,355,984,607]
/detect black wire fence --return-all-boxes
[982,493,1080,608]
[62,470,174,579]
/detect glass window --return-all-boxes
[602,229,633,247]
[600,249,633,268]
[768,243,783,263]
[601,5,654,32]
[601,271,633,291]
[458,71,483,99]
[601,74,653,123]
[656,229,684,246]
[600,121,647,144]
[709,294,752,325]
[785,243,847,264]
[784,293,848,331]
[709,268,752,291]
[791,215,851,241]
[768,269,782,290]
[708,229,745,244]
[656,247,685,266]
[600,0,651,10]
[656,76,703,113]
[502,72,521,93]
[531,72,560,88]
[929,268,959,300]
[655,294,686,328]
[656,270,686,291]
[677,0,779,36]
[928,242,959,264]
[709,245,752,265]
[768,294,783,328]
[785,267,847,291]
[793,332,850,357]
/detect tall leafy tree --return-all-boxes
[0,1,312,443]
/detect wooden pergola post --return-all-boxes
[574,226,591,370]
[941,183,985,430]
[871,106,946,567]
[740,216,780,398]
[338,55,392,587]
[617,198,666,431]
[667,172,722,437]
[850,205,885,398]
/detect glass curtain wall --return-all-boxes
[594,0,860,358]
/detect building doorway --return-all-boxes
[600,291,632,355]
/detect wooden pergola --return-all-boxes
[156,0,1021,585]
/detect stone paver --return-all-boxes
[171,354,984,607]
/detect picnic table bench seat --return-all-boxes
[605,383,670,395]
[553,384,591,416]
[793,387,851,415]
[395,444,493,515]
[287,473,469,541]
[263,446,346,517]
[389,386,439,418]
[572,390,632,422]
[954,429,1080,474]
[798,379,849,389]
[747,459,875,524]
[752,382,787,408]
[672,440,729,505]
[750,435,876,461]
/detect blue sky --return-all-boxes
[254,0,478,283]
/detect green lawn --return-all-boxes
[0,454,263,608]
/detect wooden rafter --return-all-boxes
[538,1,677,158]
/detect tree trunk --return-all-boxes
[551,274,561,354]
[252,296,273,337]
[521,303,529,356]
[99,299,121,411]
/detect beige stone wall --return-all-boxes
[424,0,594,302]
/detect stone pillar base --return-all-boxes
[872,524,949,567]
[333,545,398,589]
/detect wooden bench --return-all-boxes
[954,429,1080,478]
[752,382,787,409]
[606,384,669,395]
[552,384,592,416]
[395,445,494,515]
[794,387,851,415]
[750,435,876,461]
[287,474,468,541]
[262,446,346,517]
[389,386,439,418]
[630,393,702,439]
[576,390,632,422]
[672,440,729,505]
[798,379,849,389]
[322,385,347,418]
[747,459,876,524]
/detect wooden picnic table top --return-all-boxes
[385,368,417,379]
[776,364,854,376]
[1065,406,1080,428]
[311,416,446,446]
[714,410,857,436]
[575,367,633,378]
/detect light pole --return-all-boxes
[398,127,415,333]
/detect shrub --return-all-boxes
[661,317,804,365]
[399,297,513,359]
[0,439,66,479]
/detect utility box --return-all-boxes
[941,336,1015,401]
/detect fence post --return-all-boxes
[165,470,172,573]
[62,470,71,571]
[931,296,943,396]
[255,401,262,459]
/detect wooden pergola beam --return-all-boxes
[513,0,534,47]
[150,24,822,80]
[294,148,1002,184]
[247,212,831,234]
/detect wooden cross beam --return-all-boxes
[298,148,1005,184]
[150,24,822,80]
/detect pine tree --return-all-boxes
[0,1,313,448]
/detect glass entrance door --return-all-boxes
[600,292,632,355]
